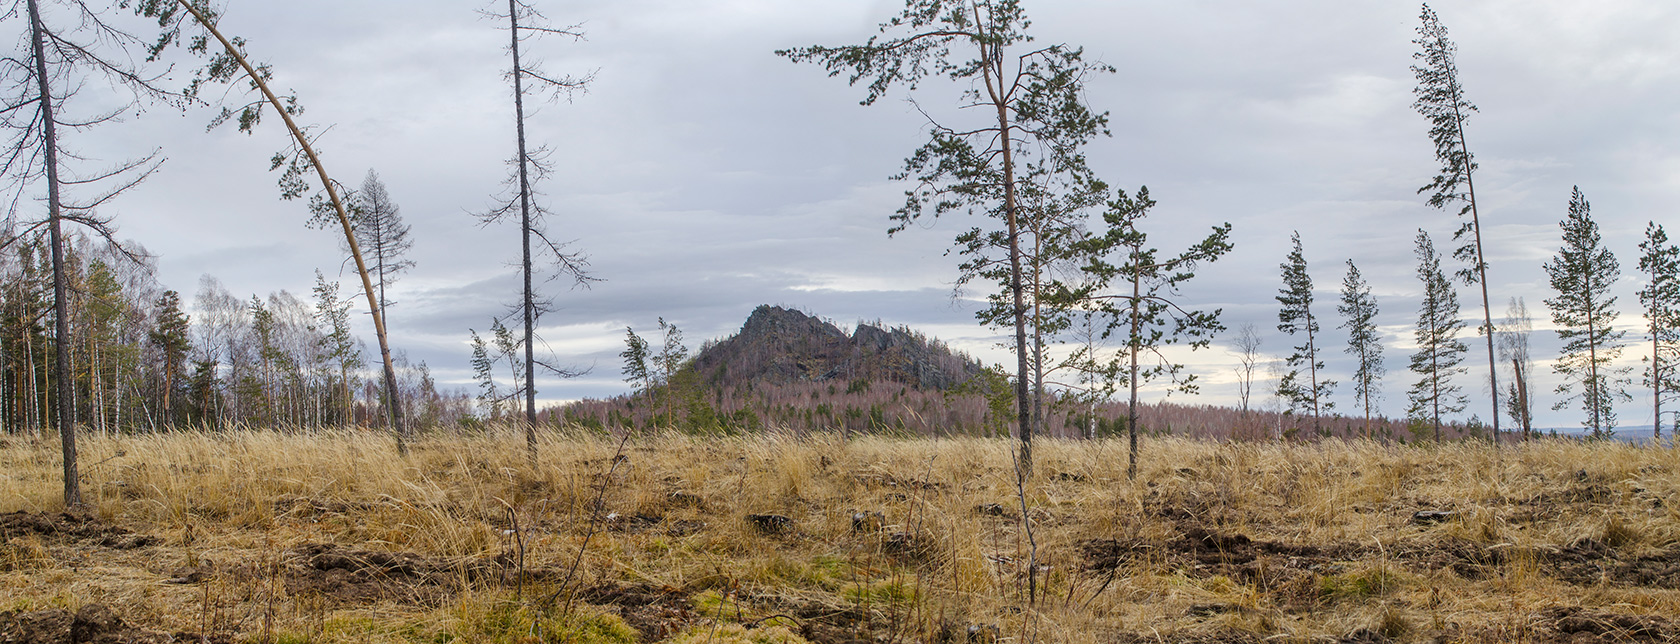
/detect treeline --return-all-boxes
[555,369,1446,442]
[0,234,471,436]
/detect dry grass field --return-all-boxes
[2,429,1678,643]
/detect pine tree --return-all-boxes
[136,0,411,452]
[1638,222,1680,439]
[1338,260,1384,437]
[1080,187,1231,477]
[1544,187,1629,437]
[149,290,191,425]
[780,0,1115,480]
[1407,230,1468,440]
[1276,232,1334,432]
[619,326,651,428]
[655,318,688,427]
[1412,3,1501,447]
[351,171,414,316]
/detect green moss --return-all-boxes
[693,590,748,622]
[758,554,850,590]
[1318,567,1407,602]
[666,623,810,643]
[843,579,919,606]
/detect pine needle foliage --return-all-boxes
[1407,230,1468,440]
[778,0,1115,478]
[1276,232,1334,431]
[1079,187,1232,478]
[1411,2,1501,446]
[1637,222,1680,439]
[1338,260,1384,437]
[1544,187,1629,437]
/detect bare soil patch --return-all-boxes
[0,511,159,550]
[0,604,230,644]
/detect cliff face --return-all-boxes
[690,305,981,391]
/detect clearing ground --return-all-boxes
[1,430,1678,643]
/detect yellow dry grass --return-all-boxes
[0,429,1677,643]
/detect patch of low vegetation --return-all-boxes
[1,429,1678,643]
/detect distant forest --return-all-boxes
[0,235,472,436]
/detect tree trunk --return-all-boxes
[1585,274,1601,437]
[978,37,1032,481]
[175,0,407,451]
[509,0,539,463]
[28,0,81,507]
[1127,262,1142,479]
[1306,308,1320,435]
[1453,104,1500,450]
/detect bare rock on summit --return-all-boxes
[689,305,981,391]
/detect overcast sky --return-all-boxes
[56,0,1680,431]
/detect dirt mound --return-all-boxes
[1083,525,1337,572]
[283,542,539,606]
[0,511,158,550]
[1404,537,1680,588]
[1606,547,1680,588]
[0,603,229,644]
[1541,606,1675,643]
[577,582,698,641]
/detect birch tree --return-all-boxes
[1233,323,1263,418]
[1497,297,1535,439]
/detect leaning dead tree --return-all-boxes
[135,0,409,450]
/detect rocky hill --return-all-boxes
[558,305,1423,441]
[689,304,982,391]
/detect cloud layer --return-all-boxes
[64,0,1680,430]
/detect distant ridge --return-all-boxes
[690,304,982,391]
[557,305,1429,441]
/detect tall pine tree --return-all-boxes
[1412,3,1501,447]
[1638,222,1680,439]
[1407,230,1467,440]
[478,0,597,461]
[1276,232,1334,432]
[1544,187,1629,437]
[1338,260,1384,438]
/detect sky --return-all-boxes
[37,0,1680,430]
